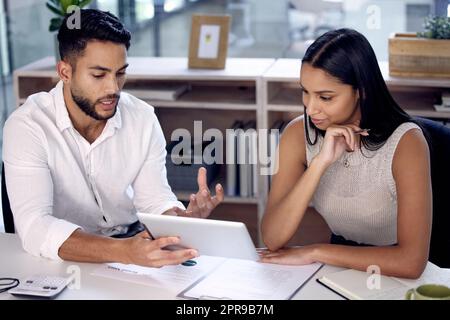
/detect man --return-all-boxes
[3,9,224,267]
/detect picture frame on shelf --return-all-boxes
[188,14,231,70]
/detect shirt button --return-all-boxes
[344,159,350,167]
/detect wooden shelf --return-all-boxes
[262,59,450,88]
[266,105,304,113]
[13,56,276,80]
[16,76,59,101]
[263,58,301,82]
[405,109,450,119]
[263,59,450,121]
[148,101,257,111]
[268,87,302,107]
[391,88,447,119]
[136,85,257,110]
[379,61,450,89]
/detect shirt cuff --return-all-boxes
[42,220,82,261]
[155,201,186,215]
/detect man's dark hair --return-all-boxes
[57,9,131,65]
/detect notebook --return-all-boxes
[317,262,450,300]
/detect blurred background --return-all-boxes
[0,0,449,234]
[1,0,449,127]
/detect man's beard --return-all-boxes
[71,89,120,121]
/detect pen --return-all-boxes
[182,259,197,267]
[354,129,370,134]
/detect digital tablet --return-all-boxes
[137,212,259,261]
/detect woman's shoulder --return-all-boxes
[382,121,423,152]
[395,122,428,150]
[278,115,307,165]
[281,115,305,144]
[391,123,430,191]
[392,122,429,166]
[393,121,422,135]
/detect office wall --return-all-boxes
[342,0,434,61]
[6,0,54,70]
[0,0,9,76]
[228,0,290,58]
[3,0,445,70]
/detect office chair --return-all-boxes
[1,163,15,233]
[414,117,450,268]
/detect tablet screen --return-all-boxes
[137,213,259,260]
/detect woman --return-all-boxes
[260,28,432,279]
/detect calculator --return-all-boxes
[8,275,73,298]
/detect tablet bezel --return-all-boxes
[137,213,259,261]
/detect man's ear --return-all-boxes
[57,59,73,83]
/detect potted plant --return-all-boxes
[389,16,450,78]
[46,0,92,60]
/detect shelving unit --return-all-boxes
[14,56,449,247]
[379,61,450,120]
[262,59,450,132]
[13,56,275,245]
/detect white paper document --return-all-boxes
[91,256,225,293]
[92,255,322,300]
[178,259,323,300]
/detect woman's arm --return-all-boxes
[262,117,324,250]
[262,117,366,250]
[262,128,432,279]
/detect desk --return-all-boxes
[0,233,343,300]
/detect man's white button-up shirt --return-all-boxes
[3,81,184,260]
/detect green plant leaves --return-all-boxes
[46,0,92,32]
[417,16,450,40]
[46,1,64,16]
[60,0,74,13]
[78,0,92,8]
[49,17,63,32]
[59,0,92,14]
